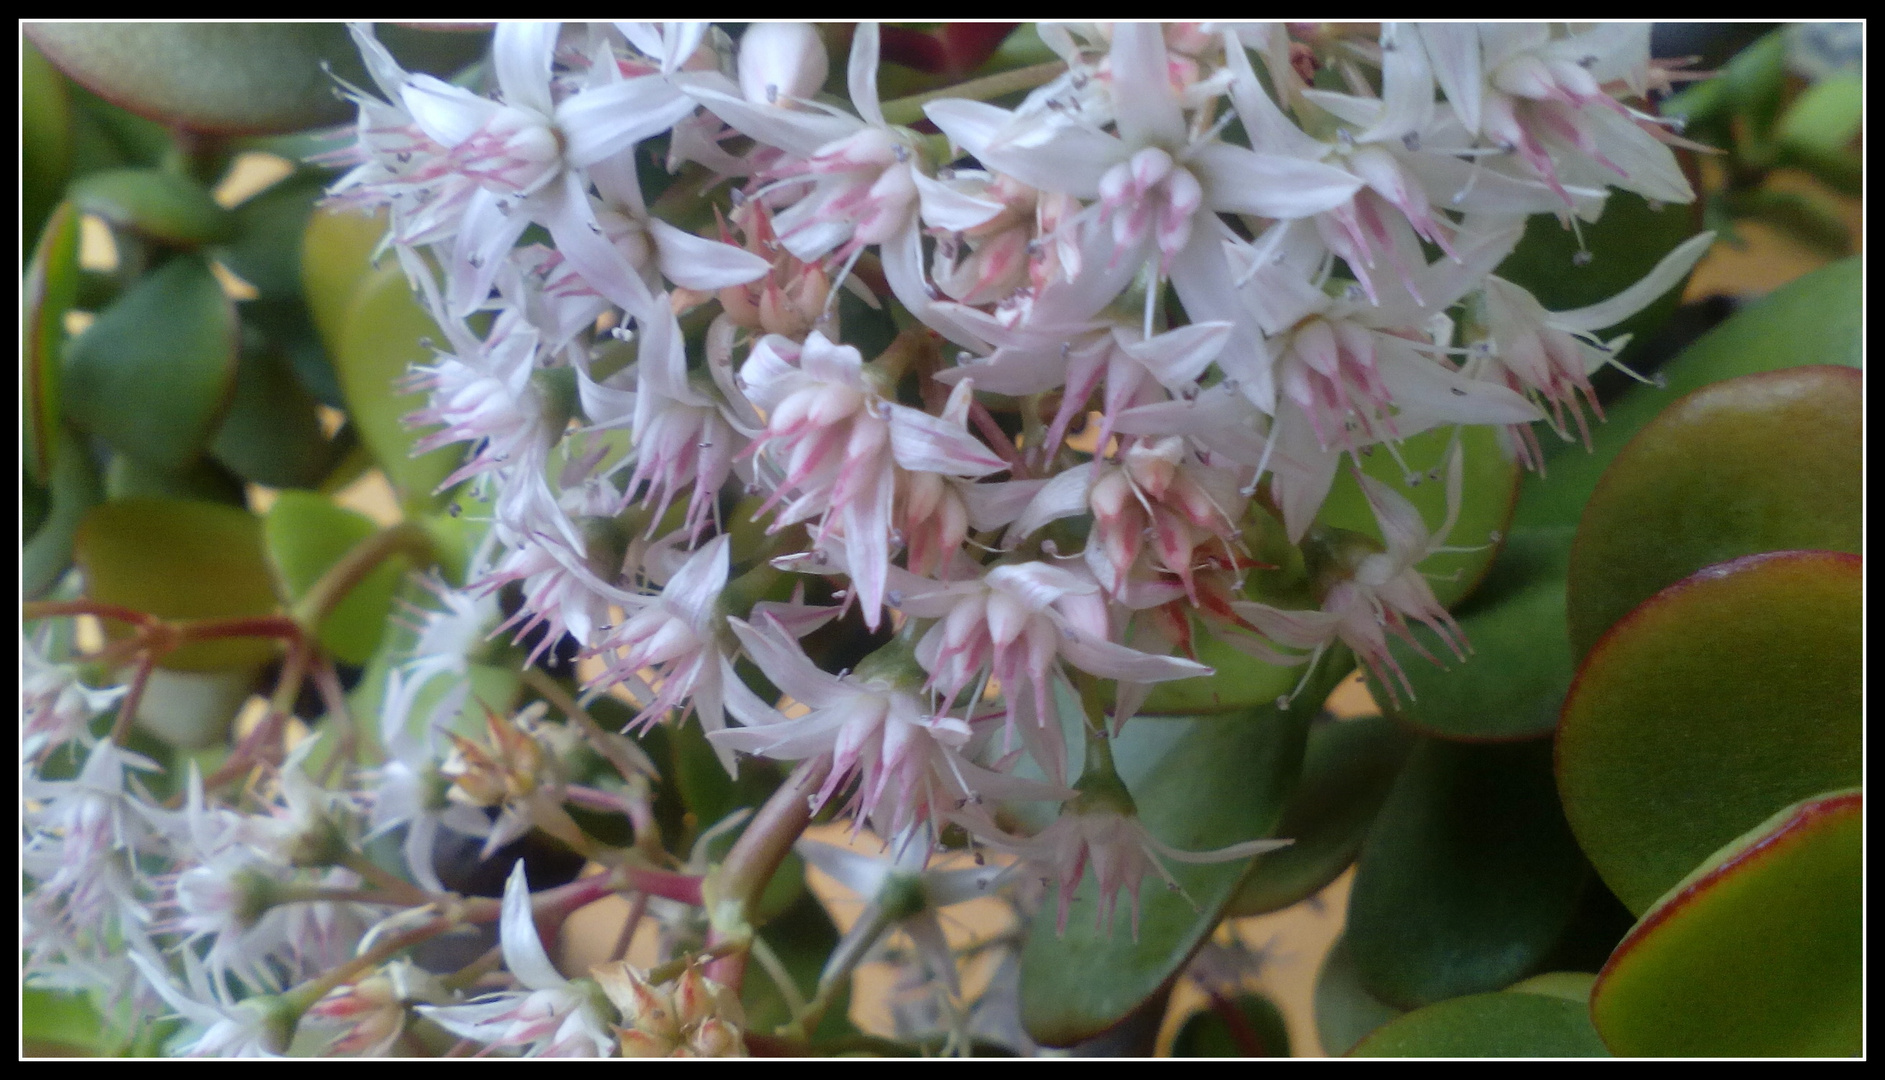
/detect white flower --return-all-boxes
[22,630,124,760]
[417,862,615,1057]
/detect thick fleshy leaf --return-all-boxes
[24,201,81,484]
[74,498,281,671]
[105,454,246,506]
[1507,970,1598,1003]
[217,171,329,304]
[1566,366,1860,659]
[332,264,463,509]
[263,491,408,666]
[1313,935,1405,1056]
[1227,713,1414,916]
[1347,738,1589,1009]
[1367,527,1577,741]
[1557,550,1860,914]
[1171,993,1292,1057]
[26,23,482,136]
[1317,425,1518,609]
[1512,255,1861,530]
[63,254,239,473]
[1591,790,1860,1057]
[1017,663,1345,1047]
[302,206,392,351]
[1349,990,1608,1057]
[70,168,234,247]
[210,345,342,489]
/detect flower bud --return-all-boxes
[738,22,829,106]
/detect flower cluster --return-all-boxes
[24,22,1713,1057]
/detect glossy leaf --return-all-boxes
[1347,739,1589,1009]
[1591,790,1861,1057]
[1507,970,1597,1003]
[29,23,361,135]
[263,491,407,666]
[1512,255,1861,531]
[211,345,342,489]
[1018,662,1344,1047]
[1349,990,1608,1057]
[1557,550,1861,914]
[1134,627,1300,716]
[1566,366,1860,658]
[74,498,281,671]
[70,168,234,247]
[218,172,329,303]
[302,206,391,351]
[1367,527,1577,742]
[24,201,81,484]
[1171,993,1292,1057]
[1317,425,1520,609]
[64,254,239,473]
[1313,935,1404,1057]
[24,425,104,599]
[1228,712,1413,916]
[332,263,463,510]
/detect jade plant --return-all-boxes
[21,22,1860,1058]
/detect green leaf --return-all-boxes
[70,168,235,247]
[301,205,391,351]
[1346,739,1589,1009]
[66,80,174,173]
[1323,427,1518,609]
[744,884,855,1041]
[1566,366,1860,658]
[74,498,280,671]
[1511,255,1861,531]
[262,491,406,665]
[1367,527,1577,742]
[22,39,73,261]
[28,23,362,135]
[64,254,239,473]
[1171,993,1292,1057]
[128,665,259,750]
[1349,990,1608,1057]
[105,453,246,506]
[1018,664,1342,1047]
[1507,970,1598,1003]
[24,425,104,598]
[1312,935,1404,1056]
[24,201,81,484]
[332,263,463,510]
[1590,790,1861,1057]
[22,987,108,1056]
[210,344,342,489]
[217,172,328,303]
[1227,712,1413,916]
[1557,549,1860,914]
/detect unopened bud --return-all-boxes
[738,23,829,107]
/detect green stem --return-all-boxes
[879,60,1068,127]
[703,756,831,994]
[293,523,435,632]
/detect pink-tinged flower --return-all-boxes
[22,630,124,761]
[1236,444,1470,706]
[417,862,615,1057]
[593,959,747,1057]
[482,528,634,656]
[687,23,1006,348]
[22,741,163,967]
[797,835,1005,997]
[927,23,1361,357]
[403,302,557,494]
[713,616,1051,838]
[332,23,703,323]
[1419,24,1692,209]
[887,561,1208,777]
[305,960,445,1056]
[587,535,740,764]
[977,804,1286,938]
[611,304,749,540]
[1468,231,1714,465]
[1222,223,1541,540]
[738,331,1007,628]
